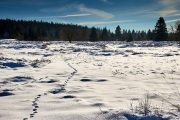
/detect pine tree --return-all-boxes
[89,27,99,42]
[127,34,133,42]
[80,27,89,41]
[176,23,180,42]
[140,30,145,40]
[146,29,153,40]
[132,29,136,38]
[122,29,127,41]
[115,25,121,40]
[110,32,115,41]
[101,27,109,41]
[177,24,180,32]
[154,17,168,41]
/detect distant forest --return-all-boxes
[0,18,179,42]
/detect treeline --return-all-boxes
[0,19,90,41]
[0,17,180,42]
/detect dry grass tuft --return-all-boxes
[42,43,51,49]
[138,94,151,116]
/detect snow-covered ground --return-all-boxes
[0,39,180,120]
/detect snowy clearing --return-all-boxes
[0,39,180,120]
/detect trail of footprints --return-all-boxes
[23,83,48,120]
[23,60,77,120]
[50,60,77,94]
[30,94,41,118]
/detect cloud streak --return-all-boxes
[41,4,114,19]
[61,14,92,17]
[40,4,76,13]
[99,0,111,4]
[29,14,91,19]
[166,18,180,23]
[0,0,68,6]
[76,4,114,19]
[100,0,108,3]
[124,0,180,18]
[78,20,135,25]
[158,0,180,17]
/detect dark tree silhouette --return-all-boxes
[115,25,121,40]
[154,17,168,41]
[127,34,133,42]
[147,29,153,40]
[176,23,180,42]
[0,19,90,41]
[61,27,79,43]
[101,27,109,41]
[89,27,99,42]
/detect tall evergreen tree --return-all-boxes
[122,29,127,41]
[80,27,89,41]
[110,32,115,41]
[89,27,99,42]
[154,17,168,41]
[176,23,180,42]
[127,34,133,42]
[147,29,153,40]
[177,24,180,32]
[115,25,121,40]
[132,29,136,38]
[101,27,109,41]
[140,30,145,40]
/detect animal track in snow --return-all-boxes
[50,59,77,94]
[23,57,77,119]
[23,93,48,120]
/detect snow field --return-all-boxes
[0,39,180,120]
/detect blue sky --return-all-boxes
[0,0,180,32]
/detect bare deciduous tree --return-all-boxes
[168,20,180,42]
[61,27,79,43]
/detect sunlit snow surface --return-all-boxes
[0,39,180,120]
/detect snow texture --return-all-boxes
[0,39,180,120]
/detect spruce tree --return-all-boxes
[140,30,145,40]
[89,27,99,42]
[176,24,180,41]
[177,24,180,32]
[110,32,115,41]
[154,17,168,41]
[122,29,127,41]
[127,34,133,42]
[115,25,121,40]
[101,27,108,41]
[147,29,153,40]
[132,29,136,38]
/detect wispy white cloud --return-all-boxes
[40,4,76,13]
[159,9,178,17]
[28,14,91,19]
[100,0,108,3]
[166,18,180,23]
[169,14,180,17]
[76,4,114,19]
[41,4,114,19]
[99,0,111,4]
[78,20,135,25]
[60,14,92,17]
[159,0,180,6]
[157,0,180,17]
[125,0,180,18]
[0,0,68,6]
